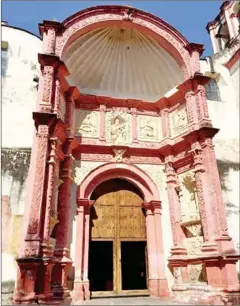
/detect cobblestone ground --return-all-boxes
[83,297,176,305]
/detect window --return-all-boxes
[216,23,230,51]
[205,79,221,101]
[1,41,9,77]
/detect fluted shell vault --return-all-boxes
[63,27,184,102]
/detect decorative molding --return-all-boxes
[137,115,162,142]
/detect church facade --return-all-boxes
[1,2,239,305]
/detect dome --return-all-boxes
[63,26,184,102]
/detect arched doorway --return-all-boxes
[89,178,148,296]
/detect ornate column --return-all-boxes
[82,201,94,300]
[164,157,187,254]
[52,152,73,303]
[38,137,60,304]
[185,91,198,128]
[160,99,171,138]
[71,199,93,303]
[190,132,240,294]
[99,104,106,142]
[143,203,159,297]
[13,113,57,304]
[151,201,169,297]
[185,43,204,75]
[37,54,60,113]
[131,107,138,142]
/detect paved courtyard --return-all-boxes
[83,297,176,305]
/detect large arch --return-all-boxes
[55,5,195,81]
[77,162,160,202]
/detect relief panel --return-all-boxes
[105,110,132,145]
[170,105,188,137]
[75,109,100,138]
[188,264,207,283]
[178,170,200,223]
[137,115,162,142]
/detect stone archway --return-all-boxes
[71,163,168,303]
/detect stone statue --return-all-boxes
[111,117,126,143]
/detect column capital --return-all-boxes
[38,53,60,68]
[184,43,204,56]
[39,20,63,36]
[77,198,95,208]
[143,200,161,212]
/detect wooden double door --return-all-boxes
[89,179,148,295]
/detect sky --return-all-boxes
[2,1,222,56]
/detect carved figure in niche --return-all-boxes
[140,119,155,138]
[182,174,199,216]
[79,113,96,134]
[111,117,126,144]
[171,106,188,136]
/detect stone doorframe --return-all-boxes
[71,163,169,303]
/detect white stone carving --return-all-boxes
[179,170,200,222]
[137,115,162,142]
[188,264,207,283]
[170,105,188,137]
[106,110,132,145]
[73,161,104,186]
[135,164,165,193]
[75,110,99,138]
[187,236,203,256]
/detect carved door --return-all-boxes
[90,179,147,294]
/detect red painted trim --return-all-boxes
[224,49,240,70]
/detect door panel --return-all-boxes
[89,179,147,294]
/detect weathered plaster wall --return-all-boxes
[1,24,41,300]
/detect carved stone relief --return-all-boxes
[137,115,162,142]
[188,264,207,283]
[179,170,200,223]
[73,161,104,186]
[106,110,132,145]
[170,105,188,137]
[75,110,99,138]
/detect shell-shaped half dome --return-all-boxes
[63,27,184,102]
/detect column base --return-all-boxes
[82,280,90,300]
[13,257,41,305]
[71,279,84,304]
[158,278,169,297]
[148,279,159,297]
